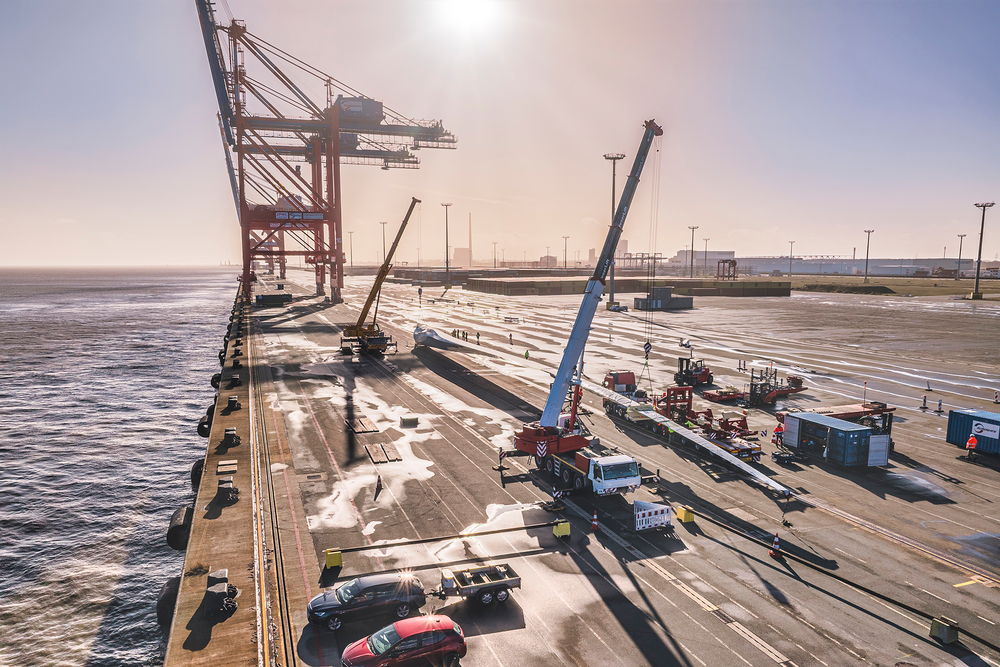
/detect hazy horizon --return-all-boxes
[2,0,998,267]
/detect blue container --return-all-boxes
[946,409,1000,454]
[784,413,873,467]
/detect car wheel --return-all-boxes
[394,603,411,619]
[561,469,571,485]
[534,455,546,470]
[495,587,510,603]
[326,615,342,631]
[443,653,460,667]
[573,476,585,491]
[478,590,495,606]
[545,457,554,475]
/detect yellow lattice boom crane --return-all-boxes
[340,197,420,354]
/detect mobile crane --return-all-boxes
[513,119,662,495]
[340,197,420,354]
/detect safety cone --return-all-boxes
[590,509,599,533]
[768,533,782,559]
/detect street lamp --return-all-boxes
[379,221,388,263]
[863,229,874,283]
[956,233,967,280]
[562,235,570,269]
[972,202,995,299]
[441,203,452,287]
[702,237,710,276]
[687,226,699,278]
[348,231,354,270]
[604,152,625,306]
[788,240,794,277]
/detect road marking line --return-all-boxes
[953,579,978,587]
[833,546,866,563]
[918,587,950,603]
[977,615,996,626]
[729,621,791,664]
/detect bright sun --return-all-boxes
[436,0,503,33]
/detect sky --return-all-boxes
[1,0,999,266]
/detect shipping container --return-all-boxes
[946,409,1000,454]
[783,412,886,467]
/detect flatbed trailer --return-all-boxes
[434,563,521,606]
[604,398,760,461]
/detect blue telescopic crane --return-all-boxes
[515,119,662,467]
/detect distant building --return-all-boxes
[539,254,558,268]
[619,239,629,255]
[588,248,596,265]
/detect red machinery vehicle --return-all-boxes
[716,411,754,438]
[653,386,713,424]
[675,357,714,387]
[702,386,747,403]
[746,368,806,406]
[603,370,649,402]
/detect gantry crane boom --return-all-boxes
[341,197,420,354]
[539,119,663,427]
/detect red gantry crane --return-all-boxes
[195,1,456,302]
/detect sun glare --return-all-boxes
[436,0,502,33]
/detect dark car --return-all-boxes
[307,573,426,631]
[341,614,466,667]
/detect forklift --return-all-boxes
[674,356,714,387]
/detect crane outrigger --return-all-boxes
[340,197,420,354]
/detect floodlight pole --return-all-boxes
[956,233,966,280]
[863,230,874,283]
[604,152,625,306]
[688,226,699,278]
[972,202,994,299]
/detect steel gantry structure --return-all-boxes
[195,0,456,301]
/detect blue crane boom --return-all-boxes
[539,119,663,427]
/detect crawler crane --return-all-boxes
[341,197,420,353]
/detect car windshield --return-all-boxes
[335,579,361,604]
[367,625,402,655]
[601,462,639,480]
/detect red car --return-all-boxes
[341,615,466,667]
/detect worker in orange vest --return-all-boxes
[773,423,784,446]
[966,434,978,461]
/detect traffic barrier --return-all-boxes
[930,617,959,644]
[325,548,343,568]
[590,510,599,533]
[768,533,782,559]
[321,519,570,569]
[552,520,571,538]
[675,505,695,523]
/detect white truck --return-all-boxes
[541,448,641,495]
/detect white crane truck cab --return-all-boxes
[588,453,641,495]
